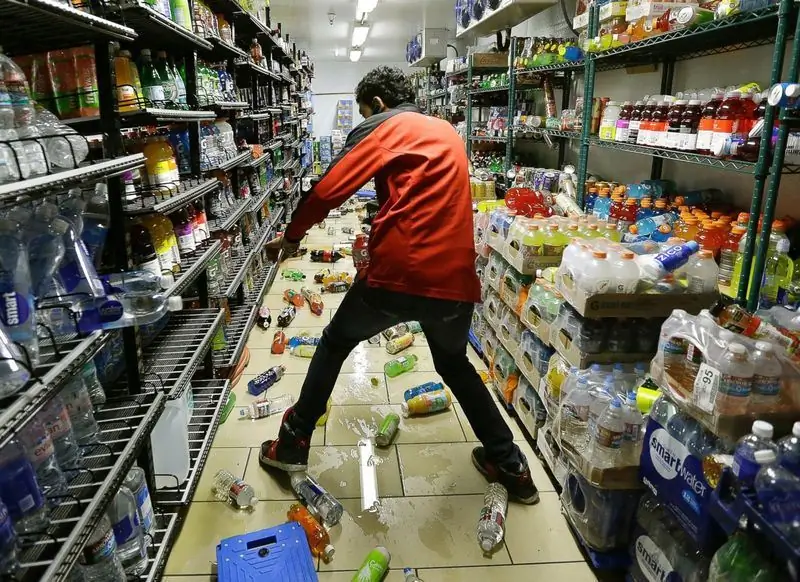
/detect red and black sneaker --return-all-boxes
[259,407,311,472]
[471,446,540,505]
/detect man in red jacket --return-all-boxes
[260,66,538,504]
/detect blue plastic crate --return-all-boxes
[216,521,317,582]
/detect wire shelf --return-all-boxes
[111,0,213,50]
[123,177,219,215]
[206,149,252,173]
[240,111,273,121]
[165,239,222,297]
[235,59,279,80]
[208,197,252,232]
[0,0,137,54]
[275,131,293,142]
[213,303,258,369]
[153,379,230,505]
[0,154,145,207]
[0,331,109,450]
[249,152,273,168]
[139,309,225,398]
[213,100,250,110]
[218,214,279,297]
[139,510,180,582]
[248,178,280,212]
[470,135,508,143]
[517,129,582,140]
[205,36,248,60]
[13,391,166,582]
[429,89,448,99]
[514,60,585,74]
[469,85,510,95]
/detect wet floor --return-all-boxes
[164,204,598,581]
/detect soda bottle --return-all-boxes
[290,473,344,527]
[301,287,324,315]
[240,394,294,420]
[636,100,657,145]
[614,101,633,143]
[352,547,390,582]
[676,99,702,151]
[271,330,287,354]
[352,233,369,269]
[718,225,746,287]
[384,354,418,378]
[287,503,335,563]
[282,268,306,281]
[313,268,332,283]
[403,381,443,401]
[107,486,147,575]
[708,533,780,581]
[753,449,800,536]
[256,306,272,329]
[375,413,401,447]
[321,280,350,293]
[246,364,286,396]
[386,332,415,354]
[695,93,723,154]
[664,99,687,149]
[476,483,508,552]
[750,341,782,412]
[212,470,258,508]
[710,91,743,156]
[732,420,777,488]
[283,288,305,307]
[777,422,800,473]
[626,101,645,144]
[277,305,296,327]
[401,388,452,417]
[310,249,343,263]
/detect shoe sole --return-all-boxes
[471,453,540,506]
[258,454,308,473]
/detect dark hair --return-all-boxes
[355,66,415,108]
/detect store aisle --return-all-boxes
[163,208,598,581]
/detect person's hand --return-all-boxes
[264,235,300,263]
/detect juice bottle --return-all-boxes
[73,46,100,117]
[129,223,162,279]
[171,207,196,257]
[143,138,175,198]
[592,188,610,219]
[695,93,723,154]
[710,91,742,156]
[287,504,335,563]
[680,217,699,242]
[158,137,181,187]
[617,198,638,233]
[598,101,621,141]
[738,91,759,135]
[113,48,140,111]
[636,197,653,221]
[608,194,625,223]
[602,221,622,242]
[718,225,746,287]
[676,99,702,151]
[697,220,723,257]
[581,223,602,239]
[647,101,670,147]
[736,212,750,228]
[664,99,687,150]
[652,199,669,217]
[636,100,657,145]
[614,101,634,143]
[401,389,453,417]
[627,101,645,144]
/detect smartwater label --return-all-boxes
[635,535,678,582]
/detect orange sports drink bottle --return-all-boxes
[287,503,335,563]
[271,331,287,354]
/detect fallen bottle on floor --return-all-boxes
[290,345,317,358]
[290,473,344,527]
[375,413,400,447]
[384,354,418,378]
[212,470,258,509]
[386,332,415,354]
[352,546,390,582]
[403,381,443,401]
[301,286,324,315]
[404,568,423,582]
[401,388,452,417]
[239,394,294,420]
[284,289,305,307]
[287,503,335,563]
[277,305,296,327]
[271,330,287,354]
[256,306,271,329]
[477,483,508,553]
[246,365,286,396]
[282,268,306,281]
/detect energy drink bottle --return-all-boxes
[246,365,285,396]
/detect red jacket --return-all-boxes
[286,103,481,303]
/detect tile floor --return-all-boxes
[163,209,598,581]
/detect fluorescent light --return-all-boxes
[349,49,362,62]
[356,0,378,17]
[334,48,340,57]
[352,25,370,46]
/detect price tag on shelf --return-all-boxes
[693,363,720,413]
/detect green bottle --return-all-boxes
[351,546,390,582]
[281,268,306,281]
[384,354,418,378]
[138,49,165,105]
[154,51,178,104]
[761,238,793,306]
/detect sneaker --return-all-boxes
[259,407,311,472]
[471,446,539,505]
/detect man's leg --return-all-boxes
[420,304,539,504]
[260,279,401,471]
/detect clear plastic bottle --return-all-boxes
[587,382,613,440]
[562,376,591,448]
[287,503,335,562]
[609,250,639,293]
[0,497,18,576]
[0,323,30,398]
[732,420,777,488]
[578,250,611,294]
[591,396,626,469]
[598,101,621,141]
[0,439,50,534]
[79,515,126,581]
[713,342,753,416]
[123,466,155,534]
[61,376,100,446]
[684,250,719,293]
[750,341,782,412]
[622,392,645,465]
[239,394,294,420]
[476,482,507,552]
[40,396,83,471]
[753,448,800,536]
[290,473,344,527]
[777,422,800,474]
[0,218,39,365]
[761,237,793,307]
[18,416,69,504]
[107,486,147,575]
[718,226,746,287]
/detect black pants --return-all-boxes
[293,278,524,468]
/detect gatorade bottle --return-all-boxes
[677,99,702,151]
[696,93,723,154]
[636,198,654,221]
[647,101,671,147]
[664,99,687,150]
[697,220,722,257]
[608,194,625,224]
[614,101,634,143]
[171,208,196,257]
[617,198,638,233]
[627,101,645,144]
[636,100,657,145]
[584,186,599,214]
[710,91,743,156]
[129,223,163,279]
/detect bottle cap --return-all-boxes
[480,537,494,552]
[592,250,607,259]
[167,296,184,311]
[754,449,776,464]
[621,251,634,259]
[400,401,410,416]
[698,250,714,259]
[755,341,773,353]
[752,420,774,438]
[727,342,746,355]
[793,421,800,437]
[323,544,336,561]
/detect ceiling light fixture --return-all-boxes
[355,0,378,19]
[349,48,363,62]
[352,24,370,47]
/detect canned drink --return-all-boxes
[367,334,381,345]
[327,226,335,235]
[341,226,354,234]
[375,413,400,447]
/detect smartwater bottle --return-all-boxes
[0,439,50,534]
[0,218,38,365]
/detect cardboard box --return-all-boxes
[553,325,655,368]
[626,0,696,21]
[503,240,563,275]
[470,52,510,69]
[556,276,718,319]
[514,380,543,440]
[514,346,543,390]
[520,304,553,345]
[574,1,628,29]
[537,426,568,486]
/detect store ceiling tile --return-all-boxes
[269,0,455,61]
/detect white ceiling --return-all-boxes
[269,0,456,62]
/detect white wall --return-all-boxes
[312,60,408,137]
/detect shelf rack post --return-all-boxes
[744,0,800,310]
[506,41,517,173]
[558,70,573,168]
[738,0,795,306]
[185,51,202,176]
[650,58,675,180]
[576,3,598,207]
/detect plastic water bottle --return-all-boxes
[0,218,39,365]
[578,250,612,294]
[96,271,183,330]
[40,396,83,471]
[123,466,155,534]
[777,422,800,474]
[0,322,29,398]
[61,376,100,446]
[35,107,89,169]
[732,421,778,488]
[403,568,423,581]
[562,377,591,448]
[239,394,294,420]
[0,439,50,534]
[107,486,147,575]
[753,449,800,537]
[684,250,719,293]
[667,411,717,459]
[750,341,782,411]
[622,392,645,465]
[640,240,700,281]
[591,396,625,469]
[81,184,110,268]
[0,497,18,576]
[290,473,344,527]
[587,381,613,439]
[79,515,126,581]
[18,417,68,504]
[151,398,190,489]
[713,342,754,416]
[23,207,67,298]
[476,482,508,552]
[81,361,107,408]
[609,250,639,293]
[212,470,258,508]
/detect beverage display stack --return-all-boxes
[0,0,309,579]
